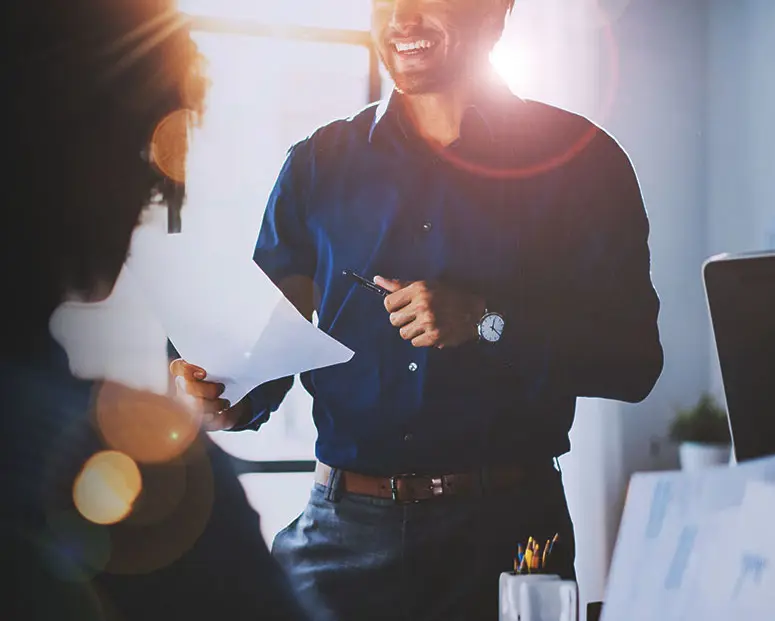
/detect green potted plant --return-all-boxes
[669,393,731,471]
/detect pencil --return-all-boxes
[549,533,559,555]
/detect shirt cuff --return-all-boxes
[226,376,294,432]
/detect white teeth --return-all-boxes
[394,40,435,53]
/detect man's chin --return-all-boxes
[391,71,453,96]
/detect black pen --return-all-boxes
[342,269,391,297]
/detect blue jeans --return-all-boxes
[272,464,576,621]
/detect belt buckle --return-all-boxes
[389,473,417,503]
[389,473,444,502]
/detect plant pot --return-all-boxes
[678,442,731,471]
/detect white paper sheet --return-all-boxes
[732,482,775,603]
[601,456,775,621]
[126,228,353,404]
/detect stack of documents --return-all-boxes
[602,456,775,621]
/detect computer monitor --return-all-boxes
[703,251,775,462]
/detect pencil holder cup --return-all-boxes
[499,573,577,621]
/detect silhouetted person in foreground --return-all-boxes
[1,2,310,619]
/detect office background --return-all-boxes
[49,1,775,618]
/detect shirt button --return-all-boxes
[404,433,414,442]
[421,221,433,233]
[408,362,418,372]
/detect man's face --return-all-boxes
[372,0,502,95]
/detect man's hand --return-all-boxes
[169,359,250,431]
[375,277,486,349]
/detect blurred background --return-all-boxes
[50,0,775,617]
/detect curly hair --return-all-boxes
[2,0,207,351]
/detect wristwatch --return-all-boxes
[477,309,505,343]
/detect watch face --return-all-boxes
[480,313,505,342]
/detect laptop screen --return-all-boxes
[704,252,775,461]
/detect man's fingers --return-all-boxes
[411,325,444,347]
[373,275,404,293]
[183,379,225,400]
[199,397,231,415]
[400,321,426,342]
[411,331,443,348]
[390,309,417,328]
[376,276,416,313]
[385,291,410,314]
[174,374,225,402]
[169,362,242,431]
[383,283,419,313]
[170,358,207,381]
[379,279,454,348]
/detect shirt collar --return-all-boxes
[368,77,522,147]
[368,95,403,144]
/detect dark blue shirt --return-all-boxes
[241,83,663,476]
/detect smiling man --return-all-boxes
[172,0,663,619]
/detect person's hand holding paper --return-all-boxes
[169,359,245,430]
[127,228,353,429]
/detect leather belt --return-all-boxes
[315,461,540,503]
